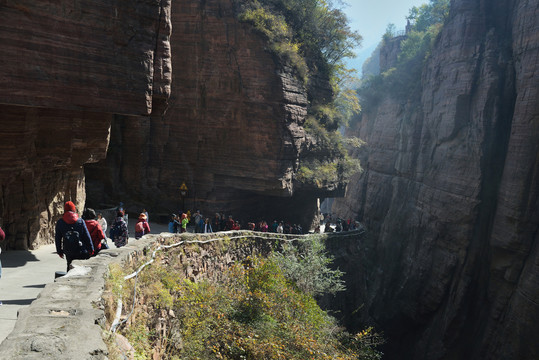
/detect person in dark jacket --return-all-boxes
[168,214,176,233]
[82,208,106,256]
[110,210,129,248]
[55,201,94,272]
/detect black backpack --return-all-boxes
[109,220,122,239]
[63,225,89,259]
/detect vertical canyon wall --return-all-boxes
[0,0,171,249]
[331,0,539,359]
[86,0,338,227]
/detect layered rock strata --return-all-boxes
[331,0,539,359]
[0,0,171,249]
[86,0,338,227]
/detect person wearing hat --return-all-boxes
[82,208,106,255]
[134,213,151,239]
[55,201,94,272]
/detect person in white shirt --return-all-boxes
[97,213,107,233]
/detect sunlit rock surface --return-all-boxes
[331,0,539,359]
[0,0,171,249]
[85,0,339,227]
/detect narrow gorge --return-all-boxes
[330,0,539,359]
[0,0,537,359]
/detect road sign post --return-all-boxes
[179,182,188,212]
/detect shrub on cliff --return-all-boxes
[236,0,361,80]
[273,236,346,296]
[235,0,364,187]
[298,115,363,188]
[238,3,308,80]
[105,238,383,359]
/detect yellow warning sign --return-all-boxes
[179,182,188,191]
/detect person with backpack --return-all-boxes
[135,213,151,239]
[82,208,106,255]
[55,201,94,272]
[110,210,129,248]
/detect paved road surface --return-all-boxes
[0,220,170,344]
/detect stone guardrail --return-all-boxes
[0,230,364,359]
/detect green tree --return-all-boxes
[235,0,363,186]
[358,0,450,111]
[382,23,397,42]
[406,0,450,32]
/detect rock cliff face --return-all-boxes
[85,0,336,227]
[0,0,171,249]
[331,0,539,359]
[379,35,405,72]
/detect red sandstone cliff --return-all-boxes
[85,0,338,227]
[0,0,171,249]
[331,0,539,358]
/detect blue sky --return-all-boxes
[342,0,428,70]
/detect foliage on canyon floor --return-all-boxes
[104,236,383,359]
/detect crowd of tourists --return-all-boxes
[167,210,307,235]
[54,201,152,271]
[167,210,361,235]
[51,201,361,272]
[319,213,362,233]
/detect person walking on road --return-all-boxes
[110,210,129,248]
[135,213,151,239]
[55,201,94,272]
[82,208,106,256]
[97,213,107,234]
[142,208,149,223]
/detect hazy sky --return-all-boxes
[345,0,428,49]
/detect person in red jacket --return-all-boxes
[55,201,93,272]
[135,213,151,239]
[82,208,106,256]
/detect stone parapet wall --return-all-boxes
[0,230,357,359]
[0,236,152,359]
